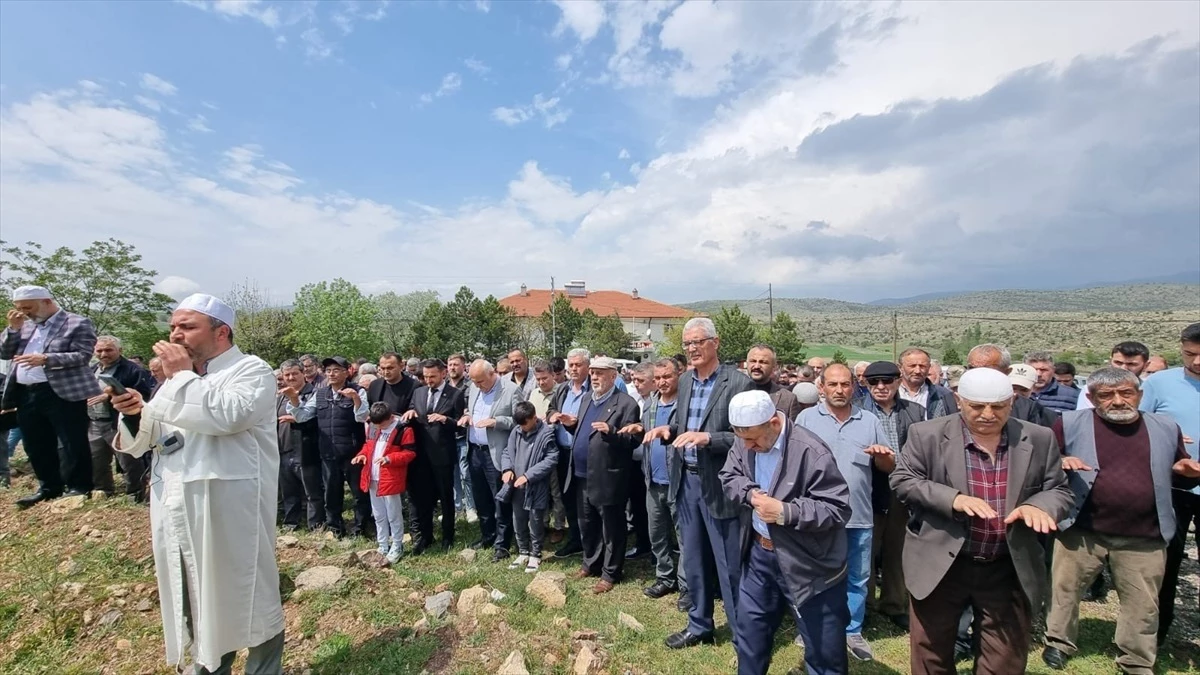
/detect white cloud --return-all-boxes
[300,27,334,60]
[473,0,490,13]
[553,0,605,42]
[140,73,178,96]
[618,148,630,159]
[419,72,462,104]
[134,96,162,112]
[332,0,389,34]
[463,58,490,76]
[156,276,201,299]
[507,161,602,224]
[187,115,213,133]
[491,94,571,129]
[78,80,103,92]
[554,53,573,71]
[179,0,281,29]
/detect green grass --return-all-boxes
[2,451,1198,674]
[803,343,894,364]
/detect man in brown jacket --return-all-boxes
[890,367,1074,675]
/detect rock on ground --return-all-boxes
[459,548,477,563]
[50,495,88,513]
[617,611,644,633]
[294,566,343,591]
[56,558,81,576]
[525,571,567,609]
[425,591,455,619]
[490,589,507,602]
[479,603,501,616]
[573,644,599,675]
[496,650,530,675]
[98,609,122,627]
[356,550,389,569]
[456,586,491,616]
[277,535,299,548]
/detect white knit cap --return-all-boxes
[793,381,820,404]
[12,285,53,301]
[729,390,777,427]
[957,368,1014,403]
[176,293,236,329]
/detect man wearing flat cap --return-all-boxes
[288,355,371,537]
[108,293,285,674]
[720,390,853,675]
[2,285,103,507]
[890,367,1074,674]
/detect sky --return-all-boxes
[1,0,1198,306]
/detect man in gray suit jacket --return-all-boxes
[890,368,1074,675]
[459,359,525,561]
[645,317,754,650]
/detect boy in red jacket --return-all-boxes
[352,402,417,564]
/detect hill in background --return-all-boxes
[680,283,1200,365]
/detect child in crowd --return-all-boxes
[500,401,559,572]
[352,402,416,564]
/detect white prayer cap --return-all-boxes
[12,285,53,301]
[729,390,777,427]
[956,368,1013,403]
[1008,363,1037,390]
[176,293,236,329]
[793,382,820,405]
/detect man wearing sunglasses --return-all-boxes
[856,361,927,632]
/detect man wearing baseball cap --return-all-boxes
[891,368,1074,674]
[719,389,852,675]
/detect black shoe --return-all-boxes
[887,613,910,631]
[665,629,714,649]
[63,488,90,498]
[468,540,485,550]
[491,549,510,563]
[625,547,650,560]
[677,594,692,613]
[1041,646,1068,670]
[643,580,677,599]
[15,490,60,509]
[441,541,454,553]
[411,542,428,556]
[554,543,583,558]
[1084,588,1108,603]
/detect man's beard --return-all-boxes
[1097,407,1139,424]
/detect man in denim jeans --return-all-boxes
[797,363,896,662]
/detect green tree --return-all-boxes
[761,312,806,365]
[0,238,174,339]
[226,279,295,366]
[831,349,848,365]
[374,290,438,354]
[440,287,485,358]
[408,301,448,358]
[578,310,635,358]
[290,278,380,358]
[477,295,519,359]
[714,305,756,363]
[657,322,684,358]
[539,293,583,355]
[941,346,962,366]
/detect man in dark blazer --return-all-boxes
[645,317,754,650]
[890,367,1074,675]
[88,335,155,498]
[562,356,641,594]
[403,358,467,553]
[2,285,103,507]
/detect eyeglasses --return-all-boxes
[866,377,897,386]
[682,337,715,349]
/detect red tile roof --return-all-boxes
[499,289,695,319]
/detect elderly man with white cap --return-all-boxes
[719,389,852,675]
[2,285,103,507]
[890,367,1073,675]
[108,293,284,675]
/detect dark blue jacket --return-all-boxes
[1031,380,1080,414]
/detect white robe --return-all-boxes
[115,346,284,671]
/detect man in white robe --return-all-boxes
[110,293,284,674]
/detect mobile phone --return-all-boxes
[157,431,184,455]
[98,375,127,395]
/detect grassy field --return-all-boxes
[799,344,894,364]
[2,451,1199,675]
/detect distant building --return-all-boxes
[499,280,695,353]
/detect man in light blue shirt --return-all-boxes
[796,363,894,662]
[1142,322,1200,643]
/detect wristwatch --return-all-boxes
[775,509,786,526]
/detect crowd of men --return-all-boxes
[3,282,1199,675]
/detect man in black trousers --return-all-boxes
[404,358,467,553]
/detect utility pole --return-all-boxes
[550,276,557,356]
[892,310,899,362]
[768,283,774,329]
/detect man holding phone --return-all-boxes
[108,293,284,675]
[88,335,154,499]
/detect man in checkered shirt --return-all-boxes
[890,367,1074,675]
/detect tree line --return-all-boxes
[3,239,804,366]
